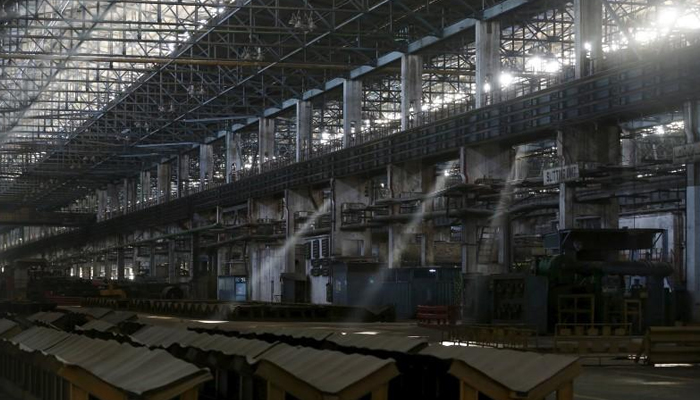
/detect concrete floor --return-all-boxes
[572,366,700,400]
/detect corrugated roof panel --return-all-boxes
[12,327,211,396]
[187,334,275,358]
[327,333,428,353]
[27,311,67,324]
[68,307,113,319]
[77,320,116,332]
[0,319,19,336]
[420,345,579,393]
[253,344,397,395]
[131,326,201,348]
[101,311,137,325]
[10,326,71,351]
[242,326,335,341]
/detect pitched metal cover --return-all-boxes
[186,334,275,358]
[420,345,579,394]
[100,311,137,325]
[133,325,275,358]
[11,326,71,351]
[327,333,428,353]
[242,326,335,341]
[0,319,18,336]
[12,327,211,396]
[130,326,201,348]
[27,311,67,324]
[77,320,116,333]
[68,307,113,319]
[253,344,398,395]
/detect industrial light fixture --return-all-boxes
[288,11,316,33]
[241,47,264,61]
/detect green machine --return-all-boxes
[538,229,673,332]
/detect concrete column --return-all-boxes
[296,100,313,161]
[96,189,107,221]
[574,0,603,79]
[333,177,371,259]
[621,129,637,167]
[386,162,433,268]
[107,183,120,215]
[343,79,362,147]
[116,247,125,280]
[124,178,137,211]
[259,118,276,172]
[168,240,177,284]
[465,144,513,273]
[177,154,189,197]
[557,126,621,229]
[476,20,501,108]
[226,132,243,183]
[157,162,171,203]
[139,170,151,204]
[400,54,422,131]
[199,144,214,188]
[684,100,700,321]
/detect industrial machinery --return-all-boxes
[0,259,184,302]
[537,229,673,332]
[470,229,675,333]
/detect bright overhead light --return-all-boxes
[499,72,514,87]
[677,13,700,29]
[483,82,492,93]
[657,7,679,27]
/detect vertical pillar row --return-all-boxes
[574,0,603,79]
[199,143,214,188]
[475,19,501,108]
[157,162,171,203]
[226,132,244,183]
[259,118,276,172]
[343,79,362,147]
[296,100,312,162]
[400,54,422,131]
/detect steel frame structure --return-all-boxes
[3,0,700,259]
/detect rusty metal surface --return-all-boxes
[252,343,397,394]
[11,327,211,396]
[77,319,116,333]
[420,345,579,393]
[10,326,71,350]
[327,332,428,353]
[0,319,19,336]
